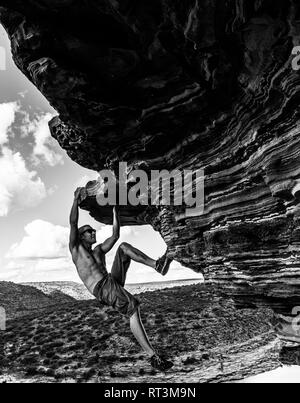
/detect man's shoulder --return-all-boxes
[94,244,104,253]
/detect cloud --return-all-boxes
[31,113,63,166]
[2,221,204,283]
[0,147,47,216]
[6,220,69,260]
[0,102,19,146]
[18,109,39,139]
[7,222,137,261]
[0,258,76,283]
[96,225,138,245]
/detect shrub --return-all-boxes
[45,369,55,377]
[87,355,99,366]
[20,355,38,366]
[46,341,64,349]
[183,356,198,365]
[45,352,59,359]
[26,366,39,376]
[81,368,95,381]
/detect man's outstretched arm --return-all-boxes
[69,188,82,252]
[100,206,120,254]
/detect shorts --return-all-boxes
[93,246,140,318]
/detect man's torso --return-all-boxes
[71,243,108,294]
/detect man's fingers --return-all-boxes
[74,188,83,199]
[74,188,88,202]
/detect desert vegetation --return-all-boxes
[0,284,276,383]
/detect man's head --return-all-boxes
[79,225,97,245]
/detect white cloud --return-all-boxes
[0,269,24,281]
[0,258,76,283]
[2,221,204,284]
[19,110,39,139]
[31,113,63,166]
[0,102,19,146]
[33,257,72,271]
[95,225,138,247]
[6,220,69,260]
[6,222,136,262]
[5,261,26,270]
[48,185,58,196]
[0,147,47,216]
[0,261,26,282]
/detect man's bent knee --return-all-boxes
[119,242,131,255]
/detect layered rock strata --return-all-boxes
[1,0,300,370]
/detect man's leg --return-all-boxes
[130,308,174,371]
[119,242,172,276]
[119,242,156,269]
[111,243,155,287]
[111,245,132,286]
[130,308,156,357]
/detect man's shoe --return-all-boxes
[155,253,173,276]
[150,354,174,372]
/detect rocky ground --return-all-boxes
[0,283,283,383]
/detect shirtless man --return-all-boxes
[69,188,173,371]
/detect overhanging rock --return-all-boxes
[2,0,300,372]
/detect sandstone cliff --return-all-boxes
[1,0,300,373]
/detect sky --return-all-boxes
[0,24,202,285]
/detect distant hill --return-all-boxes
[126,278,204,294]
[0,282,75,320]
[22,282,93,301]
[23,279,204,301]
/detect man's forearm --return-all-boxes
[70,197,79,225]
[112,207,120,238]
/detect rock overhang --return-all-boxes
[1,0,300,338]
